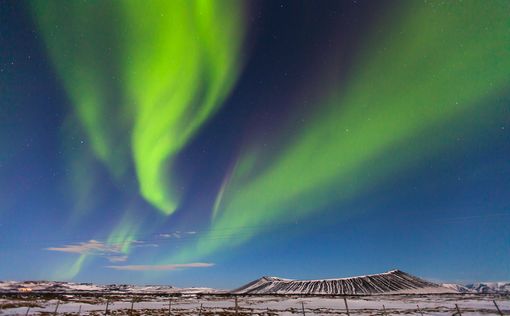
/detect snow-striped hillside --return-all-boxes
[233,270,457,295]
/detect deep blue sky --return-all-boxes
[1,0,509,289]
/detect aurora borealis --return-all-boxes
[1,0,509,287]
[31,0,245,215]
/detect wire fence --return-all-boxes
[1,295,508,316]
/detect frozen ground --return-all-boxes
[1,293,509,315]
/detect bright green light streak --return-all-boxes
[107,211,140,254]
[31,2,130,179]
[123,0,244,214]
[31,0,244,214]
[58,211,138,278]
[54,254,88,280]
[173,0,510,261]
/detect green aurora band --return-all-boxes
[173,0,510,262]
[55,207,143,279]
[31,0,245,215]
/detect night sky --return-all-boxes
[1,0,509,289]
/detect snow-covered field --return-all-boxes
[2,272,508,315]
[1,294,509,315]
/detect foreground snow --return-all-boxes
[1,293,509,315]
[1,270,509,315]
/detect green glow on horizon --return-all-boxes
[107,211,140,254]
[31,0,245,215]
[56,254,87,280]
[173,0,510,261]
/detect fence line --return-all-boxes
[454,303,462,316]
[7,296,510,315]
[53,300,59,315]
[494,300,504,316]
[343,297,351,316]
[416,304,424,316]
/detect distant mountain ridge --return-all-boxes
[441,282,510,294]
[0,280,220,294]
[465,282,510,294]
[233,270,455,295]
[1,272,509,295]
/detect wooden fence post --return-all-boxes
[493,300,504,316]
[78,305,82,315]
[235,296,239,315]
[130,297,135,315]
[382,304,387,315]
[53,300,60,316]
[168,298,172,316]
[416,304,423,316]
[105,298,110,315]
[198,303,203,316]
[301,301,306,316]
[455,304,462,316]
[343,297,350,316]
[25,307,30,316]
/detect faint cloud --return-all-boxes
[159,232,182,239]
[107,255,128,263]
[106,262,214,271]
[46,240,124,255]
[45,239,156,263]
[131,241,159,248]
[159,231,197,239]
